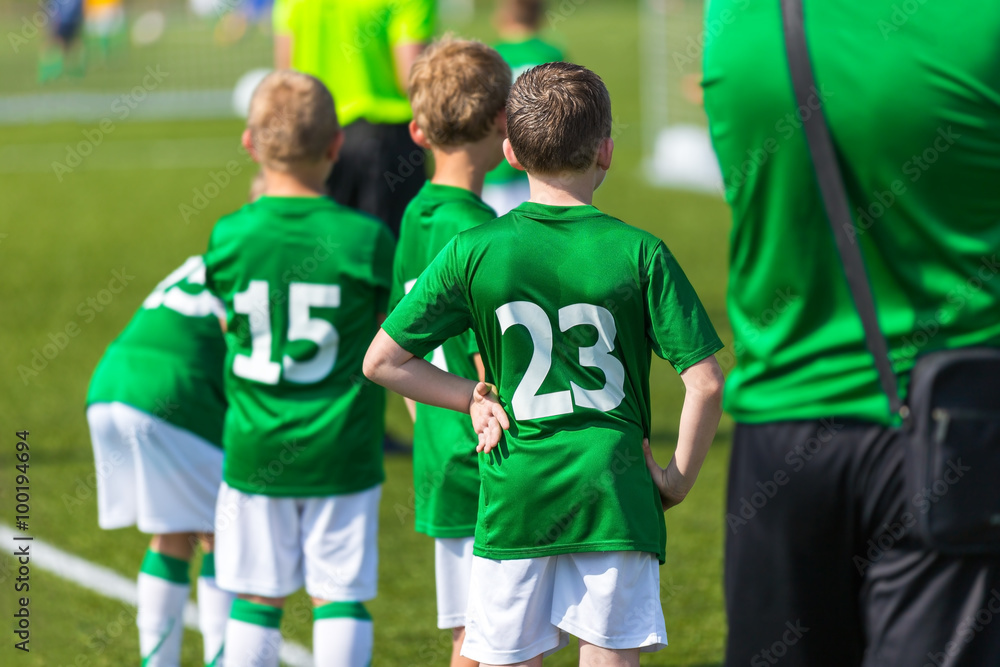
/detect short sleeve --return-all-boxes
[373,224,397,315]
[381,238,473,359]
[388,0,435,46]
[645,242,724,372]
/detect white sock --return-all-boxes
[225,600,283,667]
[313,602,373,667]
[137,550,191,667]
[198,554,234,667]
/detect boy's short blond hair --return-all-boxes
[501,0,545,28]
[507,62,611,174]
[409,38,511,148]
[247,70,339,170]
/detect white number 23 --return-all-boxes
[496,301,625,421]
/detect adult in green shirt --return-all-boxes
[703,1,1000,665]
[273,0,435,237]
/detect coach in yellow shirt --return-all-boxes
[274,0,435,236]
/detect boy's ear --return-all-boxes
[503,138,526,172]
[327,129,345,162]
[409,120,433,150]
[596,137,614,172]
[242,129,259,162]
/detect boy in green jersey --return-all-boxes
[482,0,565,216]
[87,255,234,667]
[365,63,725,666]
[204,71,394,667]
[390,38,510,667]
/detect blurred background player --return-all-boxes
[273,0,435,238]
[205,70,394,667]
[83,0,125,62]
[86,256,234,667]
[481,0,564,216]
[390,38,510,667]
[366,62,725,667]
[40,0,86,81]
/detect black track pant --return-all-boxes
[725,420,1000,667]
[325,119,426,239]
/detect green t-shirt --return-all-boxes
[274,0,436,126]
[485,36,566,186]
[389,183,497,538]
[382,202,723,562]
[704,0,1000,424]
[204,196,395,497]
[88,256,228,447]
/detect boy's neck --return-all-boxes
[498,24,537,42]
[527,170,600,207]
[430,147,493,197]
[261,165,329,198]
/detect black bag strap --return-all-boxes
[779,0,906,418]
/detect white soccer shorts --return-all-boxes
[435,536,475,629]
[461,551,668,665]
[214,482,381,601]
[87,402,223,534]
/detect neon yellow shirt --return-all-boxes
[274,0,435,126]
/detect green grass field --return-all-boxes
[0,2,735,664]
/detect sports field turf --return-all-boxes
[0,2,734,664]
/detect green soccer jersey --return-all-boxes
[485,36,565,186]
[273,0,435,126]
[389,183,497,538]
[383,203,723,562]
[704,0,1000,424]
[87,256,227,447]
[204,196,395,497]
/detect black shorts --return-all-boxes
[725,420,1000,667]
[325,119,426,239]
[52,0,84,43]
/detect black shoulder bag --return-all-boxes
[781,0,1000,553]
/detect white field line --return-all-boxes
[0,524,313,667]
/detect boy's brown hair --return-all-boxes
[501,0,545,28]
[506,62,611,174]
[409,38,511,148]
[247,70,339,170]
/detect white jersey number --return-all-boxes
[232,280,341,385]
[496,301,626,421]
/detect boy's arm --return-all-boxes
[364,329,509,449]
[643,356,724,510]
